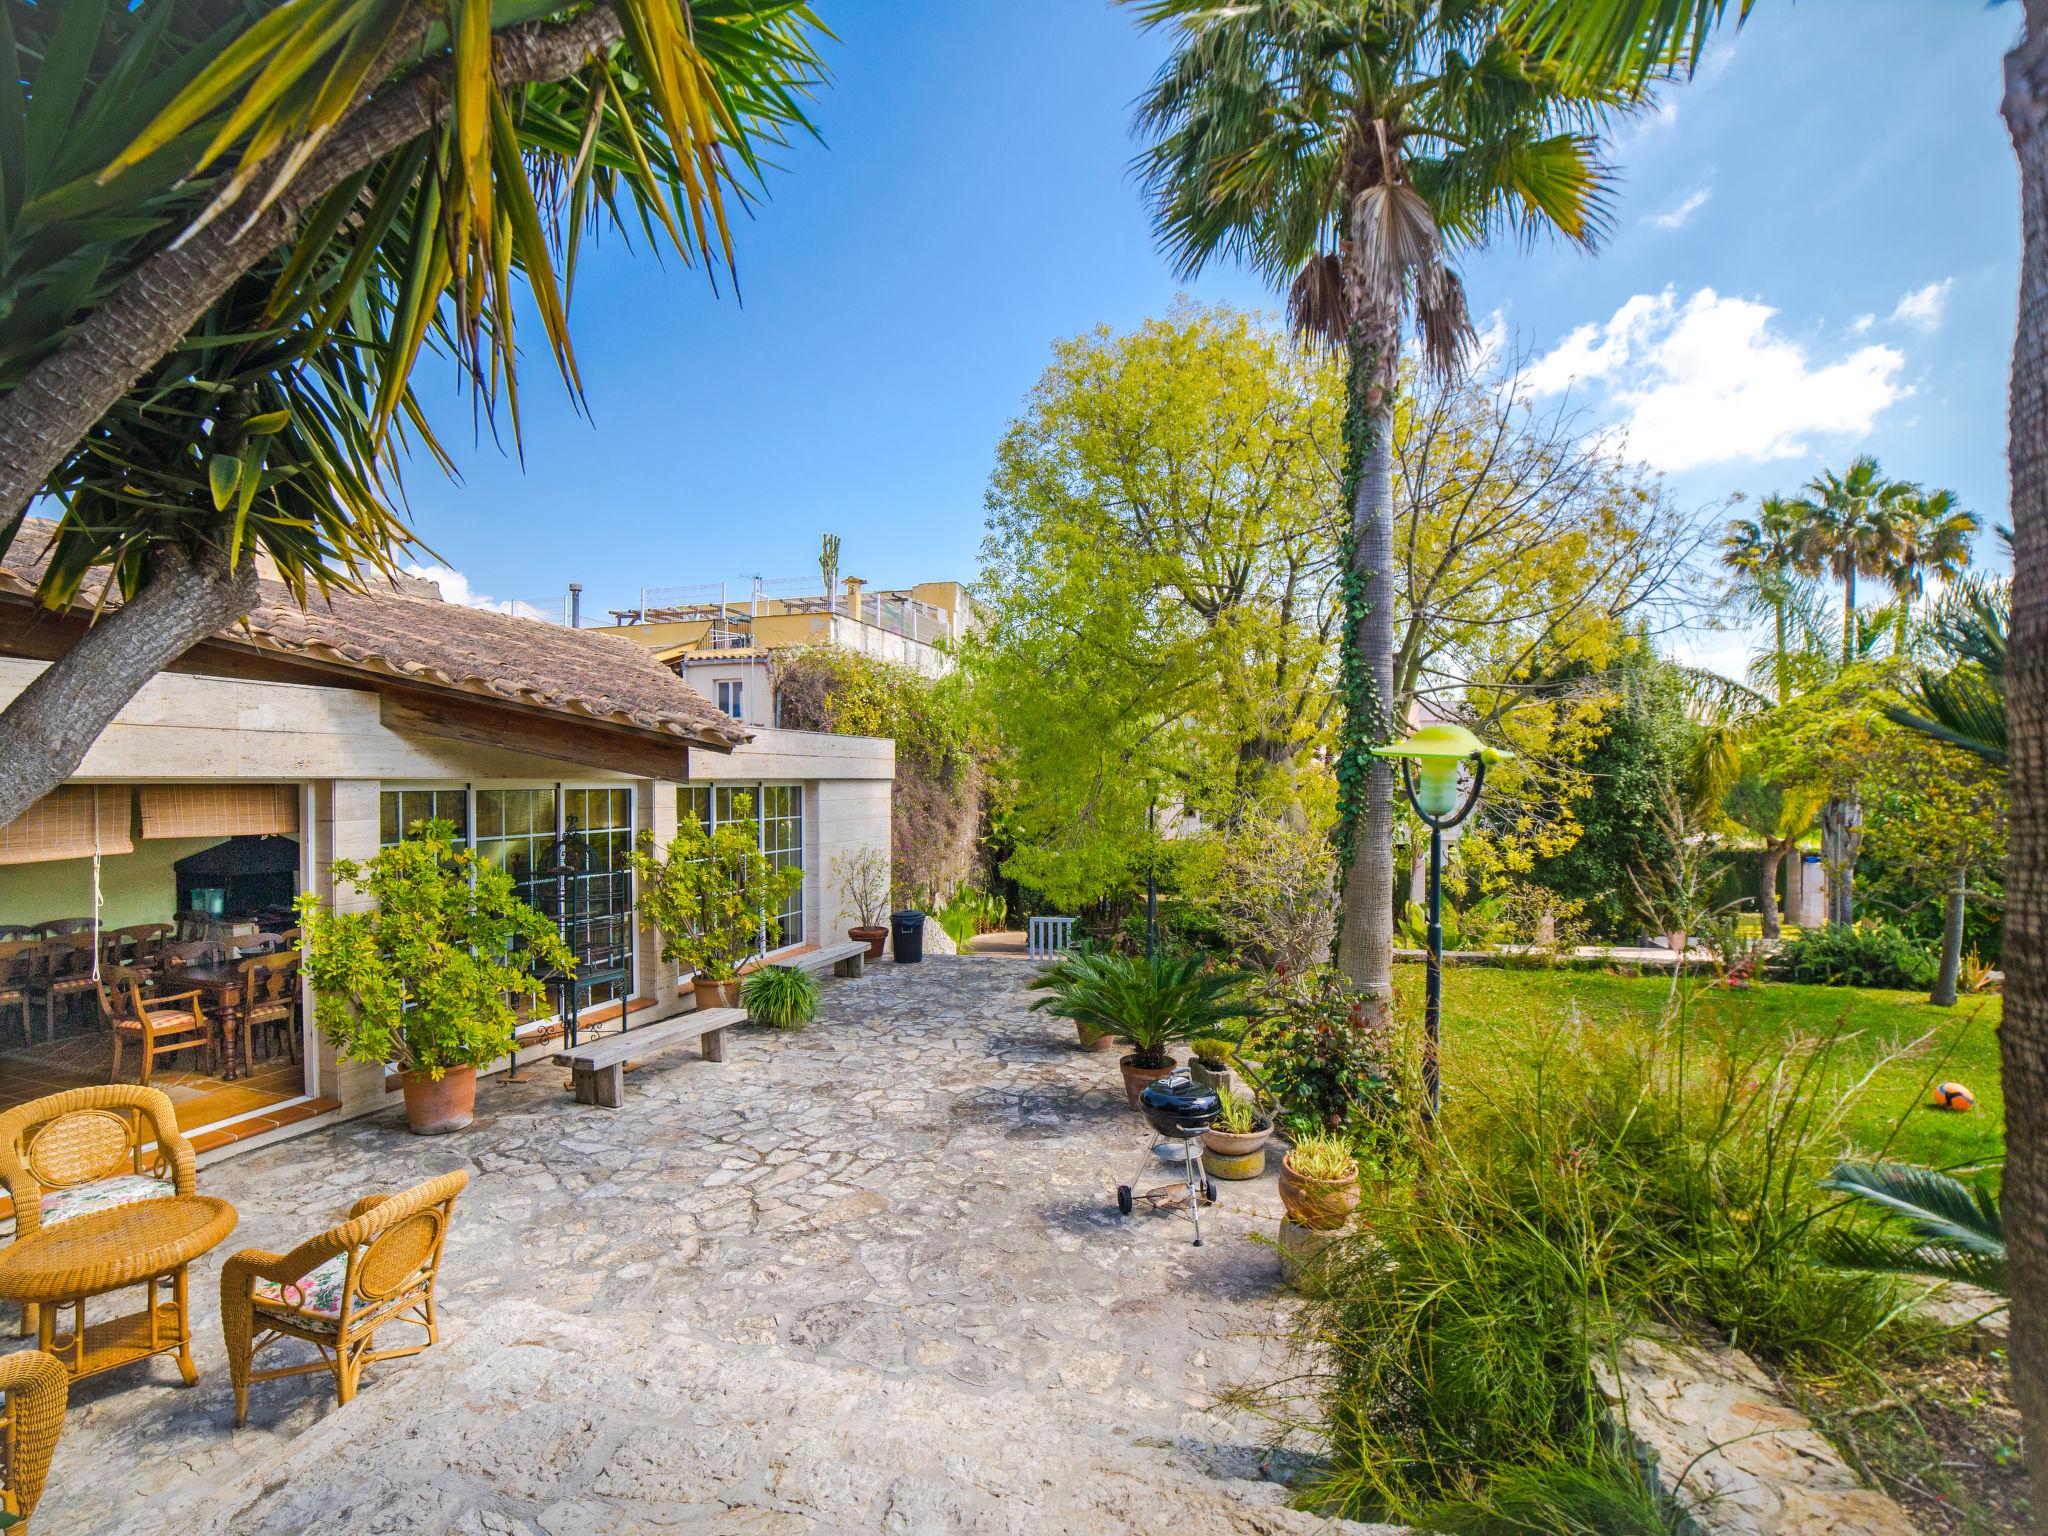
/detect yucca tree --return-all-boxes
[1125,0,1636,1015]
[0,0,826,827]
[1721,494,1809,705]
[1791,456,1912,665]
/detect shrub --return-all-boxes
[1189,1036,1235,1068]
[741,965,822,1029]
[297,819,572,1078]
[1776,920,1936,989]
[1284,1134,1356,1182]
[1215,1087,1267,1134]
[833,848,892,931]
[1210,815,1338,971]
[1244,966,1397,1133]
[631,792,804,982]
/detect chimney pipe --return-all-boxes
[568,583,582,628]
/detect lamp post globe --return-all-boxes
[1370,724,1511,1129]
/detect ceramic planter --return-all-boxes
[1276,1150,1360,1230]
[694,976,741,1010]
[849,926,888,960]
[1118,1054,1178,1110]
[1189,1058,1237,1097]
[399,1066,476,1135]
[1202,1121,1273,1181]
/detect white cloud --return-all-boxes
[1849,313,1876,335]
[1524,287,1909,473]
[1646,186,1712,231]
[403,563,558,622]
[1890,278,1953,333]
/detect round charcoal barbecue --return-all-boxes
[1117,1072,1221,1245]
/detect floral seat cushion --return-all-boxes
[253,1255,347,1321]
[38,1174,173,1228]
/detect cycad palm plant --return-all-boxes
[1126,0,1639,1013]
[1029,950,1257,1068]
[1817,1161,2006,1295]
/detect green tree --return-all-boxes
[1721,769,1823,942]
[0,0,826,827]
[1721,495,1812,705]
[1791,456,1913,666]
[1126,0,1637,1015]
[966,305,1345,909]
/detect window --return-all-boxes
[716,679,743,719]
[378,787,469,847]
[675,783,804,954]
[378,783,639,1017]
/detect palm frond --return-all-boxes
[1815,1161,2006,1295]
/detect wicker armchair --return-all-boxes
[221,1170,468,1425]
[0,1351,66,1532]
[0,1086,196,1336]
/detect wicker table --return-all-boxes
[0,1196,237,1385]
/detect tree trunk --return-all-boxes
[1818,794,1862,927]
[1335,330,1397,1021]
[1773,598,1788,706]
[1999,8,2048,1501]
[0,546,257,828]
[1931,866,1966,1009]
[1842,568,1856,664]
[1757,839,1788,943]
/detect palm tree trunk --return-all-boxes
[0,545,256,828]
[1999,6,2048,1497]
[1842,567,1857,664]
[1773,597,1788,706]
[1757,839,1788,943]
[1931,866,1966,1008]
[1335,326,1397,1023]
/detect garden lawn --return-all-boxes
[1393,962,2005,1175]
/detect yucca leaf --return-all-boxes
[207,452,241,511]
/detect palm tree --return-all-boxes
[1791,456,1911,664]
[1721,495,1807,704]
[0,0,827,828]
[1125,0,1635,1012]
[1883,485,1980,647]
[1889,572,2011,767]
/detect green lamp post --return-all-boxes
[1371,723,1511,1127]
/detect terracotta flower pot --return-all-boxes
[850,926,888,960]
[694,976,741,1010]
[1119,1054,1178,1110]
[1203,1122,1273,1162]
[399,1066,476,1136]
[1078,1023,1123,1053]
[1277,1150,1360,1231]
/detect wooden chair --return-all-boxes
[102,923,173,973]
[0,943,35,1049]
[0,1086,195,1337]
[0,926,39,943]
[0,1350,66,1532]
[94,967,217,1086]
[230,953,301,1074]
[221,1170,468,1425]
[28,937,97,1042]
[31,920,90,940]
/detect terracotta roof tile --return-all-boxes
[0,520,749,752]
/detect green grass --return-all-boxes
[1394,963,2005,1175]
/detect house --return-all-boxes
[597,576,972,728]
[0,521,893,1156]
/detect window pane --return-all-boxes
[477,790,503,839]
[379,794,399,847]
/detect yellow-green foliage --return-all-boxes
[632,793,803,982]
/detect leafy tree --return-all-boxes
[0,0,826,827]
[1125,0,1637,1016]
[966,305,1345,909]
[1721,769,1823,943]
[631,793,804,983]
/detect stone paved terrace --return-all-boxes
[17,956,1397,1535]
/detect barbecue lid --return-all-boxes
[1139,1072,1220,1119]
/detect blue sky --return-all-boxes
[399,0,2022,628]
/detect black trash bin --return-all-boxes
[891,909,926,964]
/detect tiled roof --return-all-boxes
[0,520,749,752]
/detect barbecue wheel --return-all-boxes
[1204,1177,1218,1204]
[1116,1185,1133,1215]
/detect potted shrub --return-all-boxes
[1203,1087,1273,1180]
[834,847,891,959]
[296,818,571,1135]
[1276,1134,1361,1230]
[1027,950,1256,1109]
[741,964,822,1029]
[633,792,804,1008]
[1188,1036,1238,1095]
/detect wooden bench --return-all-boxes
[779,939,870,980]
[552,1008,745,1109]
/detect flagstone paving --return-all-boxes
[16,956,1398,1535]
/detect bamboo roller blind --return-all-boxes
[139,784,299,840]
[0,786,135,866]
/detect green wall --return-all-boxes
[0,838,247,929]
